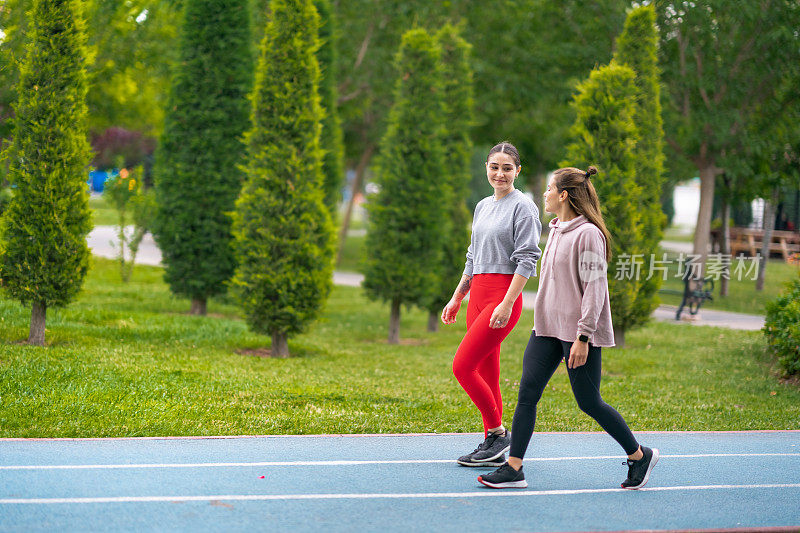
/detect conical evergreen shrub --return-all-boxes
[563,62,644,347]
[152,0,253,315]
[0,0,92,346]
[426,23,474,332]
[231,0,334,358]
[613,5,666,329]
[363,28,448,344]
[314,0,345,220]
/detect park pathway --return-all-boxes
[87,227,765,331]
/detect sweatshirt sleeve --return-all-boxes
[576,228,609,337]
[463,241,474,277]
[510,206,542,279]
[463,202,480,277]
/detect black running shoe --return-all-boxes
[478,462,528,489]
[457,453,506,467]
[621,446,659,489]
[456,437,491,466]
[469,430,511,463]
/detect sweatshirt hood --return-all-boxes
[549,215,588,233]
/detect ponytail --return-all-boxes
[553,166,612,261]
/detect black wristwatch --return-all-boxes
[578,334,589,343]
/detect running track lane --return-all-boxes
[1,431,798,532]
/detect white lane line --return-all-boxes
[1,453,799,470]
[2,483,800,504]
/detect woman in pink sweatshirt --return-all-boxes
[478,166,659,490]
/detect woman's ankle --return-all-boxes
[627,446,643,461]
[507,457,523,470]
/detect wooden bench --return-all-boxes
[711,227,800,261]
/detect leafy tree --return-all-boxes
[0,0,93,346]
[231,0,334,358]
[464,0,630,180]
[333,1,630,246]
[612,4,665,328]
[656,0,800,272]
[426,22,473,332]
[105,166,155,282]
[0,0,30,142]
[737,78,800,291]
[363,28,448,344]
[83,0,181,137]
[152,0,254,315]
[563,62,642,347]
[314,0,345,219]
[1,0,182,140]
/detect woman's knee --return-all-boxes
[574,394,605,416]
[517,378,546,406]
[452,356,473,382]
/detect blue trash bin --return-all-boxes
[88,170,110,193]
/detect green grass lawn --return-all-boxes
[334,230,798,314]
[662,225,695,243]
[89,194,119,226]
[1,257,798,438]
[656,253,799,314]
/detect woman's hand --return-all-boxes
[567,339,589,368]
[441,299,462,325]
[489,302,513,329]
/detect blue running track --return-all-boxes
[1,431,799,532]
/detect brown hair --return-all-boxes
[553,165,612,261]
[487,141,521,168]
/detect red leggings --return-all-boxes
[452,273,523,435]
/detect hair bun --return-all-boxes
[586,166,598,177]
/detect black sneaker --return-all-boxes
[478,462,528,489]
[469,430,511,463]
[621,446,659,489]
[456,437,491,466]
[457,453,506,467]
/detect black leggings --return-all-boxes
[510,333,639,458]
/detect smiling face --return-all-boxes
[486,152,519,198]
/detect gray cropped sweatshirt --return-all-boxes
[463,189,542,279]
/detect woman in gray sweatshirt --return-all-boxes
[441,142,541,468]
[478,166,659,490]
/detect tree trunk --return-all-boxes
[29,301,46,346]
[388,299,401,344]
[756,187,780,291]
[190,297,207,316]
[427,311,439,332]
[720,195,731,297]
[613,326,625,349]
[336,143,375,265]
[271,331,290,358]
[692,164,718,275]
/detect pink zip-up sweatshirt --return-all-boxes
[533,215,615,347]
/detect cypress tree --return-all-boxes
[426,23,473,332]
[612,5,666,328]
[230,0,334,358]
[313,0,345,219]
[562,62,643,347]
[363,28,447,344]
[152,0,253,315]
[0,0,92,346]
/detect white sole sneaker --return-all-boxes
[457,458,505,467]
[622,448,659,490]
[478,477,528,489]
[469,444,511,463]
